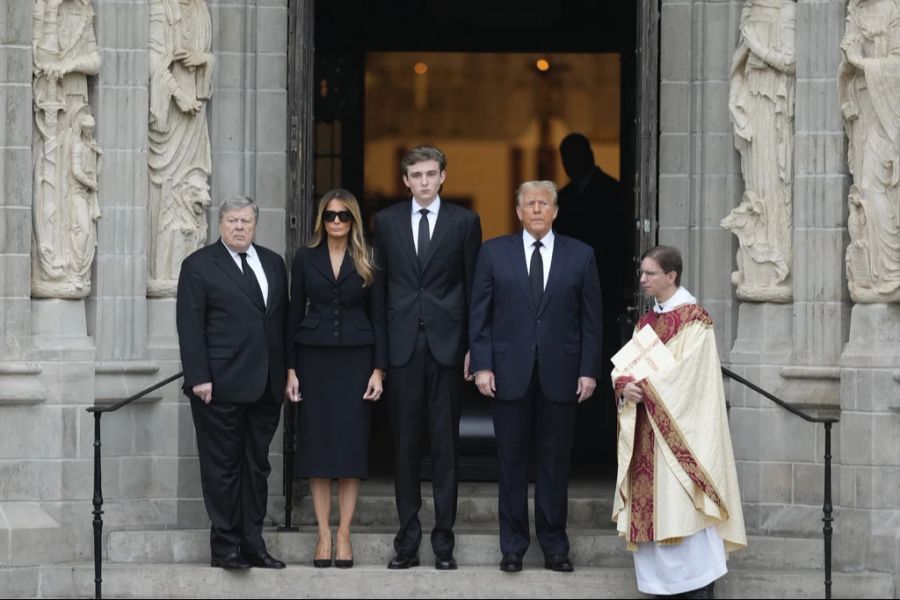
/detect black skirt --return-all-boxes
[295,344,373,479]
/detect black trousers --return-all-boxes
[388,328,462,556]
[492,368,577,558]
[189,386,281,559]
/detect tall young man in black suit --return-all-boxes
[373,146,482,570]
[469,180,602,573]
[176,196,288,570]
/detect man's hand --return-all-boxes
[622,381,644,406]
[463,351,474,381]
[193,382,213,404]
[285,369,301,403]
[475,370,496,398]
[576,376,596,403]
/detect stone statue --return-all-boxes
[32,0,102,298]
[147,0,215,297]
[840,0,900,303]
[724,0,796,303]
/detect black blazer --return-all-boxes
[468,232,603,403]
[285,243,387,370]
[176,240,288,404]
[372,200,482,367]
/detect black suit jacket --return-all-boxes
[468,232,603,403]
[176,240,288,404]
[372,200,482,367]
[285,243,387,370]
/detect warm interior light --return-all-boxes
[536,58,550,72]
[414,62,428,75]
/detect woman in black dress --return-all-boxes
[285,189,386,568]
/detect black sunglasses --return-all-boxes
[323,210,352,223]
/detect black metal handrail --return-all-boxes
[722,366,839,600]
[85,370,184,600]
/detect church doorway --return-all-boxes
[289,0,656,478]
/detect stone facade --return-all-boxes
[0,0,289,570]
[659,0,899,587]
[0,0,897,596]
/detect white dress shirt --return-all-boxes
[222,241,269,307]
[412,196,441,254]
[523,229,554,291]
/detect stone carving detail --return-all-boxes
[147,0,214,297]
[840,0,900,303]
[723,0,796,303]
[32,0,102,298]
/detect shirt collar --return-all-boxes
[523,228,555,250]
[654,286,697,313]
[222,239,258,260]
[412,195,441,216]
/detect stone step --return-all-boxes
[287,479,615,529]
[107,528,826,572]
[36,563,894,599]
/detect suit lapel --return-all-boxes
[507,234,537,314]
[537,234,568,317]
[421,204,454,271]
[310,243,334,282]
[213,241,266,313]
[336,249,356,285]
[391,203,420,273]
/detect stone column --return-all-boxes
[837,0,900,577]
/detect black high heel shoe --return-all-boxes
[313,537,333,568]
[334,536,353,569]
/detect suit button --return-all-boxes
[333,331,339,337]
[333,320,339,326]
[333,309,339,315]
[536,319,541,324]
[332,298,338,304]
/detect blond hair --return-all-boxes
[308,189,376,286]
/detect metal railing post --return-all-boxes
[824,421,834,600]
[92,412,103,599]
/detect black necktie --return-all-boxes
[239,252,265,307]
[417,208,430,263]
[530,240,544,306]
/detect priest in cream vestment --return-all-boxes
[613,246,746,599]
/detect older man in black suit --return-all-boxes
[372,146,482,571]
[469,180,602,573]
[176,196,288,570]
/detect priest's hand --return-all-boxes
[622,382,644,405]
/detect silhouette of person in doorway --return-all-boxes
[555,132,630,465]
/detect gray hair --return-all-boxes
[218,196,259,222]
[516,180,558,206]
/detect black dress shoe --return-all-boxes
[544,555,574,572]
[434,553,457,570]
[243,551,286,569]
[387,553,420,569]
[211,553,252,569]
[499,553,523,573]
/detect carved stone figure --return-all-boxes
[147,0,215,297]
[840,0,900,303]
[724,0,796,303]
[32,0,102,298]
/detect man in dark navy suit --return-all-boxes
[469,180,602,573]
[176,196,288,570]
[372,146,482,570]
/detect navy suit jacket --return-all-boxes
[468,232,602,403]
[176,240,288,404]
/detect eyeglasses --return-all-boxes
[636,269,663,278]
[323,210,352,223]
